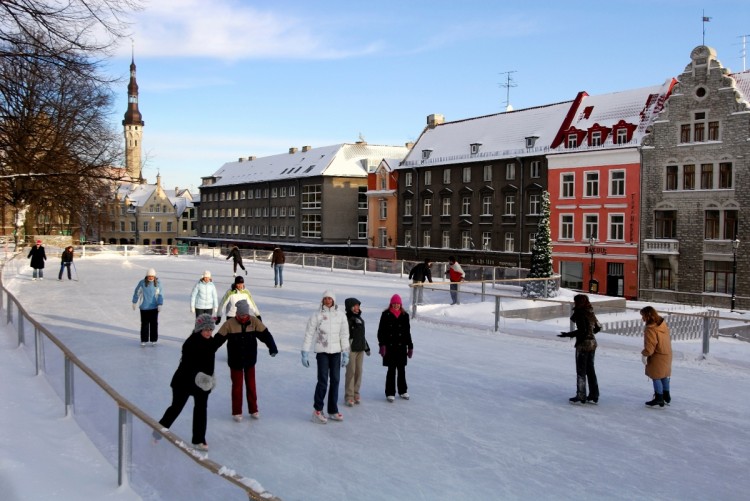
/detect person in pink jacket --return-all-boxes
[640,306,673,408]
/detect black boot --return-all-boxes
[569,395,586,404]
[663,390,671,405]
[645,393,665,408]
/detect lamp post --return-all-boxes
[588,234,597,294]
[128,202,139,245]
[347,236,351,256]
[731,238,740,311]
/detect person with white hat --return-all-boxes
[190,270,218,318]
[27,239,47,280]
[132,268,164,346]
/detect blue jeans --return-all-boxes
[652,377,670,394]
[314,352,341,414]
[449,283,459,304]
[273,264,284,286]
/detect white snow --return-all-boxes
[1,253,749,500]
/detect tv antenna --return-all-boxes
[498,70,517,111]
[739,34,750,71]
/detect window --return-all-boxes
[404,199,413,216]
[301,214,321,238]
[423,230,431,248]
[610,170,625,196]
[358,186,368,209]
[683,164,695,190]
[470,143,481,154]
[504,232,515,252]
[504,194,515,215]
[584,214,598,240]
[566,134,578,148]
[462,167,471,183]
[704,261,733,293]
[120,221,125,232]
[482,232,491,250]
[288,225,295,237]
[379,228,388,248]
[585,172,599,197]
[289,185,296,196]
[442,231,450,248]
[358,216,367,238]
[528,194,541,215]
[443,169,451,184]
[403,229,412,247]
[405,172,413,187]
[247,190,254,199]
[379,199,387,219]
[482,195,493,215]
[505,163,515,180]
[681,112,720,143]
[461,231,472,249]
[280,206,287,217]
[461,196,471,215]
[143,221,149,232]
[155,221,161,232]
[530,161,541,179]
[655,211,676,238]
[441,197,451,216]
[590,131,601,147]
[271,187,278,198]
[279,226,286,236]
[705,210,720,239]
[289,207,296,217]
[719,162,733,189]
[483,165,492,182]
[423,198,432,216]
[255,188,262,198]
[380,173,387,190]
[708,121,720,141]
[562,174,574,198]
[422,149,432,160]
[615,128,628,144]
[701,164,713,189]
[529,232,537,251]
[424,171,432,186]
[561,214,574,240]
[725,210,738,240]
[271,207,278,217]
[654,258,672,289]
[665,165,678,190]
[609,214,625,241]
[301,185,322,209]
[271,226,277,236]
[280,187,287,197]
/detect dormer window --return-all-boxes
[470,143,482,155]
[566,134,578,148]
[422,149,433,160]
[525,135,539,149]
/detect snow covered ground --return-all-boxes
[1,253,749,500]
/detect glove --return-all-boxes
[365,348,371,356]
[642,355,648,366]
[407,349,413,359]
[132,303,137,311]
[557,332,567,337]
[301,351,310,368]
[341,352,349,367]
[270,349,278,357]
[157,305,162,312]
[215,316,222,324]
[256,315,262,322]
[191,307,195,313]
[379,345,386,357]
[195,372,216,391]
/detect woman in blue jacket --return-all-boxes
[190,270,218,318]
[132,268,164,346]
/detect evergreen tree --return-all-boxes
[524,191,557,297]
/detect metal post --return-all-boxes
[494,296,500,332]
[65,357,75,416]
[35,327,44,376]
[731,239,740,311]
[702,314,711,358]
[118,407,132,487]
[411,285,417,319]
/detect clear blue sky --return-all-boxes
[105,0,750,192]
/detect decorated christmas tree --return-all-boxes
[524,191,557,297]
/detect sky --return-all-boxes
[102,0,750,193]
[2,250,750,500]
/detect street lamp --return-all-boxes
[731,238,740,311]
[588,234,597,294]
[347,236,351,255]
[128,202,140,245]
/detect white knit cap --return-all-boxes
[147,268,156,276]
[322,290,336,303]
[203,270,212,278]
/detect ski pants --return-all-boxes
[575,348,598,400]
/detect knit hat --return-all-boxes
[147,268,156,277]
[234,276,244,285]
[235,299,251,316]
[390,294,402,305]
[322,290,336,303]
[193,314,216,333]
[202,270,212,279]
[36,240,41,244]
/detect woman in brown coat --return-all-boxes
[640,306,672,408]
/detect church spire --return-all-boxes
[123,42,145,182]
[123,45,144,127]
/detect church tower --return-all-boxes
[122,51,145,182]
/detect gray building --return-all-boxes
[640,46,750,307]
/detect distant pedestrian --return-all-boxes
[219,300,278,422]
[301,290,350,424]
[28,239,47,280]
[377,294,413,402]
[344,297,370,406]
[640,306,672,408]
[408,258,433,305]
[271,246,285,287]
[191,270,218,318]
[445,256,465,305]
[219,276,261,321]
[132,268,163,346]
[558,294,600,404]
[226,245,247,276]
[156,314,228,451]
[58,245,74,281]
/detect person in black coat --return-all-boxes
[558,294,600,404]
[217,300,277,422]
[377,294,413,402]
[27,239,47,280]
[157,314,228,450]
[408,259,433,305]
[226,245,247,276]
[58,246,74,280]
[344,297,370,406]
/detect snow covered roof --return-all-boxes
[116,182,156,207]
[206,143,410,187]
[730,70,750,107]
[165,188,194,214]
[397,101,574,169]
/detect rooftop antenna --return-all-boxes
[739,34,750,71]
[702,11,711,46]
[498,70,517,112]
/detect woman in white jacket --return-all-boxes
[190,271,218,318]
[301,290,350,424]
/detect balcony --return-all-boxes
[642,239,679,255]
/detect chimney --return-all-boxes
[238,157,244,162]
[175,186,179,194]
[289,147,298,154]
[405,141,415,150]
[302,145,312,152]
[248,155,256,161]
[427,113,445,129]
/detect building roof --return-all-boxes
[205,143,410,187]
[730,70,750,107]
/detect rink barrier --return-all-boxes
[0,258,281,501]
